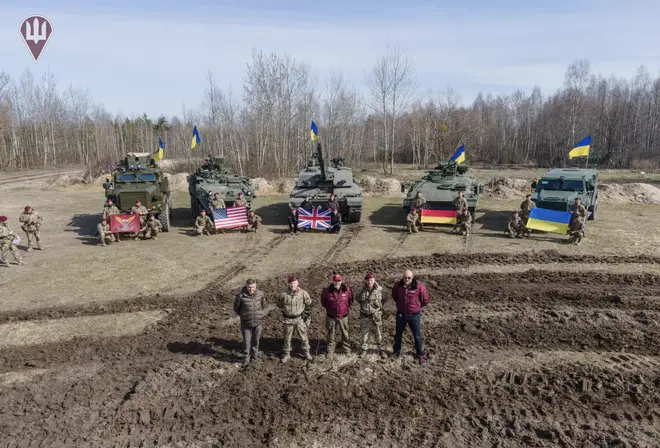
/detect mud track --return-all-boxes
[3,252,660,446]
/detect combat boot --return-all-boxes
[17,259,25,265]
[304,351,313,361]
[359,349,366,358]
[241,357,250,368]
[281,354,290,363]
[26,246,33,252]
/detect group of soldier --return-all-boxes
[287,193,342,235]
[192,192,262,236]
[233,269,430,368]
[405,190,588,244]
[98,198,162,246]
[0,206,43,266]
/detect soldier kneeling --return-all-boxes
[567,215,585,245]
[194,210,215,235]
[247,210,262,232]
[97,218,116,246]
[406,207,419,234]
[506,211,529,238]
[142,214,162,240]
[456,209,473,236]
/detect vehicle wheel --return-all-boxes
[190,197,197,220]
[588,202,597,221]
[159,202,171,232]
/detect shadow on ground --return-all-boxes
[369,205,405,227]
[67,213,102,236]
[475,210,511,231]
[171,207,192,227]
[254,203,290,226]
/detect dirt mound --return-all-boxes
[250,177,278,195]
[485,177,530,199]
[163,173,189,191]
[359,176,403,196]
[599,182,660,204]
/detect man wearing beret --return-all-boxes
[276,275,313,363]
[321,273,354,358]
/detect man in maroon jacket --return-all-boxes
[321,273,354,358]
[391,269,430,365]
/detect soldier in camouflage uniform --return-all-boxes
[194,209,214,235]
[506,210,528,238]
[567,213,585,245]
[406,207,419,234]
[0,216,24,266]
[327,193,339,212]
[519,194,536,224]
[276,275,313,363]
[130,200,149,240]
[102,199,121,242]
[356,273,387,358]
[234,192,249,231]
[570,198,587,229]
[141,214,162,240]
[452,191,469,232]
[247,210,262,232]
[19,205,43,251]
[412,192,426,229]
[97,218,117,246]
[456,209,473,236]
[211,192,226,209]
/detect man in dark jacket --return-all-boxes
[327,208,341,234]
[321,273,354,358]
[234,278,266,368]
[391,269,430,365]
[288,207,299,235]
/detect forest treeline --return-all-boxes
[1,45,659,177]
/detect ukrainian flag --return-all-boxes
[153,137,164,162]
[526,208,572,234]
[450,144,465,164]
[191,125,201,149]
[568,135,591,159]
[310,121,320,141]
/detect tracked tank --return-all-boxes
[289,143,363,222]
[187,155,256,219]
[403,160,484,218]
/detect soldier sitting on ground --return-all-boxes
[506,210,529,238]
[194,209,215,235]
[567,213,585,245]
[456,209,473,236]
[327,208,341,234]
[97,218,117,246]
[247,210,262,233]
[141,214,162,240]
[406,207,419,234]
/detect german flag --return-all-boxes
[420,209,456,224]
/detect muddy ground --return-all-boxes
[2,170,660,446]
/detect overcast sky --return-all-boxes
[2,0,659,118]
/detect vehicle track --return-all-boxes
[309,223,363,268]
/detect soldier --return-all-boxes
[451,191,469,232]
[567,214,585,245]
[456,209,473,236]
[327,208,341,234]
[211,192,226,209]
[506,210,529,238]
[570,198,587,226]
[141,214,162,240]
[103,177,113,193]
[19,205,43,251]
[247,210,262,233]
[234,278,266,368]
[356,273,387,358]
[97,218,117,246]
[234,192,249,231]
[194,209,214,235]
[288,207,299,235]
[321,274,354,358]
[0,216,25,266]
[412,191,426,229]
[276,275,313,363]
[130,200,148,240]
[327,193,339,212]
[300,195,312,211]
[406,207,419,234]
[520,194,536,224]
[102,199,122,242]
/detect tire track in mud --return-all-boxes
[385,232,409,259]
[309,223,363,268]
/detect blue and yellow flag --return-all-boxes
[310,121,320,141]
[526,208,572,234]
[153,137,164,162]
[568,135,591,159]
[450,144,465,164]
[191,125,201,150]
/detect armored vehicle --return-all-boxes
[105,152,173,231]
[403,161,484,218]
[289,143,363,222]
[188,155,256,219]
[531,168,598,220]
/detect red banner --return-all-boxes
[109,214,141,233]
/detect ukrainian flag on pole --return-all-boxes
[310,121,320,141]
[191,125,201,150]
[568,135,591,159]
[153,137,164,162]
[450,144,465,164]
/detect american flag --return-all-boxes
[213,206,248,229]
[298,207,331,229]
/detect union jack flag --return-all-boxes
[213,206,248,229]
[298,207,331,229]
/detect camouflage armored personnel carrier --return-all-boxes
[188,155,256,219]
[531,168,598,220]
[403,160,484,218]
[289,143,363,222]
[105,152,173,231]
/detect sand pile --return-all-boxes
[598,183,660,204]
[484,178,531,200]
[47,174,86,188]
[358,176,403,196]
[250,178,278,195]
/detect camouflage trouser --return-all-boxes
[0,241,22,263]
[249,221,259,231]
[507,224,528,238]
[282,317,310,355]
[407,222,418,233]
[24,229,41,248]
[568,229,585,244]
[325,315,351,354]
[98,231,116,246]
[142,227,160,239]
[459,222,472,235]
[194,224,213,235]
[360,315,383,351]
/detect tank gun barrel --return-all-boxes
[316,143,327,181]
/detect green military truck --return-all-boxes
[531,168,598,220]
[104,152,173,231]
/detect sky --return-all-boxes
[1,0,659,118]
